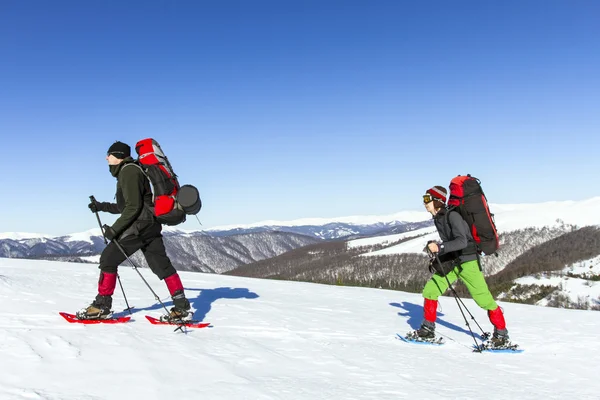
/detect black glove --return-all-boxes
[89,199,110,213]
[88,200,99,213]
[102,224,117,241]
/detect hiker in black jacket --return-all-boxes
[78,141,191,321]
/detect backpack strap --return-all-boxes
[120,160,145,175]
[120,161,156,218]
[444,207,478,256]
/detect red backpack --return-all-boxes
[448,175,499,255]
[134,138,201,226]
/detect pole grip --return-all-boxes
[89,195,108,245]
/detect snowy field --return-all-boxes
[508,255,600,308]
[1,258,599,399]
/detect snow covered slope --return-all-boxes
[500,255,600,309]
[354,197,600,257]
[1,257,599,399]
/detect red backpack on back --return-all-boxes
[134,138,201,226]
[448,175,499,255]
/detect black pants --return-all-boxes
[98,223,176,280]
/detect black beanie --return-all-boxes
[107,141,131,159]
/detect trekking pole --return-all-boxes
[90,197,187,333]
[90,196,133,314]
[431,252,485,352]
[439,259,489,337]
[108,237,188,333]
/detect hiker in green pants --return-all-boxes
[422,259,498,311]
[412,185,509,346]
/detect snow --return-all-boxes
[566,255,600,276]
[489,196,600,232]
[63,228,103,244]
[363,230,441,257]
[161,226,200,236]
[347,226,437,249]
[205,210,431,232]
[78,255,101,263]
[355,197,600,257]
[515,275,600,305]
[5,197,600,247]
[1,257,599,399]
[0,232,52,240]
[506,255,600,307]
[204,196,600,233]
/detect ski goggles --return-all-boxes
[423,194,434,204]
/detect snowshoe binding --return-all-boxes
[159,290,192,322]
[76,295,113,320]
[478,329,521,352]
[403,321,444,344]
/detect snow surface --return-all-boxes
[78,255,101,263]
[566,255,600,276]
[63,228,103,244]
[360,231,442,257]
[507,255,600,307]
[1,257,599,400]
[515,275,600,307]
[347,226,437,249]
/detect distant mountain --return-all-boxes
[0,216,433,272]
[0,231,318,274]
[4,197,600,285]
[0,235,106,258]
[227,197,600,311]
[162,231,319,273]
[204,220,433,240]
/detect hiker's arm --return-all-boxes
[110,167,145,235]
[439,212,469,254]
[99,202,120,214]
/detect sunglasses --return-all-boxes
[423,194,433,204]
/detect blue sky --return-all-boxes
[1,1,599,235]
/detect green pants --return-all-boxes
[422,259,498,311]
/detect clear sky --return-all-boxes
[1,1,599,236]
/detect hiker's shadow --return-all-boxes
[185,287,259,321]
[391,301,485,339]
[130,287,259,322]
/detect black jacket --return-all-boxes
[101,158,157,238]
[433,207,478,264]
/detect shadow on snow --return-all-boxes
[129,286,259,322]
[390,301,486,340]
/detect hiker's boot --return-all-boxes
[164,290,191,321]
[415,320,436,339]
[490,328,510,347]
[76,295,113,319]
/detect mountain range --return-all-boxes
[0,216,432,273]
[226,197,600,311]
[2,197,600,309]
